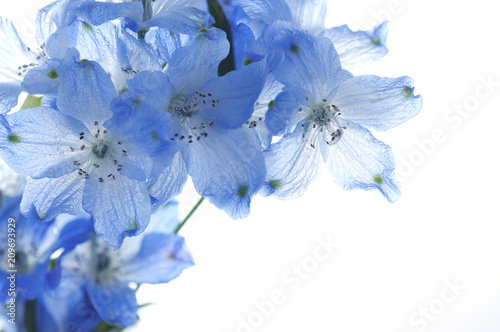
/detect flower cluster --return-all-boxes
[0,0,421,330]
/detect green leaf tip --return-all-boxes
[373,174,383,185]
[269,180,282,189]
[290,44,300,54]
[238,185,248,198]
[7,134,21,144]
[402,86,413,99]
[46,68,59,79]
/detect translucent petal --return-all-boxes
[119,233,193,284]
[82,171,151,249]
[320,122,400,202]
[262,124,322,199]
[182,126,265,219]
[86,280,138,326]
[334,75,422,131]
[0,107,88,179]
[57,58,116,128]
[20,173,85,222]
[321,22,389,71]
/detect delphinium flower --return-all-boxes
[0,55,176,248]
[52,201,193,327]
[258,23,421,201]
[0,195,94,304]
[124,28,267,218]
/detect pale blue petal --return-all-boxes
[143,4,210,35]
[23,59,62,96]
[239,0,292,25]
[148,151,188,212]
[155,28,183,64]
[244,73,284,149]
[57,57,116,128]
[265,89,306,136]
[86,281,138,327]
[182,127,265,219]
[70,1,143,26]
[105,95,177,181]
[0,17,40,83]
[167,28,229,91]
[286,0,327,34]
[119,233,193,284]
[20,173,84,222]
[199,58,266,129]
[125,70,176,109]
[259,22,342,101]
[68,20,130,92]
[334,75,422,131]
[0,107,88,179]
[262,123,322,199]
[82,171,151,249]
[0,82,22,115]
[320,122,400,202]
[321,22,389,71]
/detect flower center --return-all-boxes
[67,120,126,182]
[168,91,222,144]
[301,102,345,148]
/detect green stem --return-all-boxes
[174,197,205,234]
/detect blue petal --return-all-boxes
[37,286,101,332]
[141,4,209,35]
[238,0,292,25]
[155,27,183,64]
[258,22,342,101]
[82,171,151,249]
[286,0,328,34]
[0,17,40,83]
[148,151,188,212]
[262,123,322,199]
[0,107,88,179]
[86,280,138,326]
[334,75,422,131]
[167,28,229,91]
[23,59,62,96]
[0,82,22,115]
[119,233,193,284]
[321,22,389,71]
[124,70,176,110]
[69,1,143,26]
[57,57,116,128]
[320,122,400,202]
[182,127,265,219]
[199,59,266,129]
[20,174,85,222]
[265,89,306,136]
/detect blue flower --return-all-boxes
[0,195,94,304]
[126,29,267,218]
[261,24,422,201]
[0,18,45,114]
[0,56,175,248]
[55,201,193,326]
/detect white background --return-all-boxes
[1,0,500,331]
